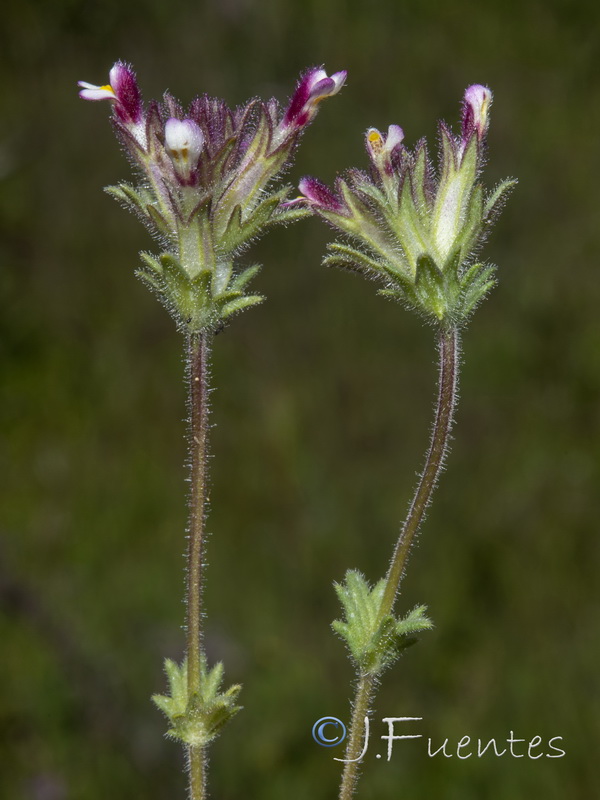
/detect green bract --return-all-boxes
[152,658,242,747]
[332,570,433,676]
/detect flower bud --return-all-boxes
[164,118,205,184]
[281,67,347,131]
[462,84,492,141]
[298,176,347,214]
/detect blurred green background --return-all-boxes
[1,0,599,798]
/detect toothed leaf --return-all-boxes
[219,295,264,319]
[152,657,242,747]
[332,570,433,676]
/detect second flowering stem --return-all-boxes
[337,324,459,800]
[381,324,459,617]
[338,673,376,800]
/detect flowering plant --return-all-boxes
[79,61,345,800]
[79,68,514,800]
[297,86,515,800]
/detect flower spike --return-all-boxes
[300,86,515,325]
[78,62,346,333]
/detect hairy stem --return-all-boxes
[338,673,376,800]
[186,331,211,800]
[381,324,459,616]
[338,324,459,800]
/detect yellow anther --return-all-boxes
[480,96,490,123]
[367,129,384,154]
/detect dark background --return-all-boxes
[1,0,599,798]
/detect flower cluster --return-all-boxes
[295,85,515,325]
[79,63,346,332]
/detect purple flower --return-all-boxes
[164,118,205,185]
[298,176,347,214]
[79,62,143,127]
[281,67,347,131]
[462,84,492,141]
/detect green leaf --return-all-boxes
[229,264,261,293]
[152,657,242,747]
[184,193,212,226]
[160,253,191,282]
[432,133,478,265]
[212,260,233,296]
[484,178,518,222]
[106,183,147,213]
[146,203,172,236]
[414,255,448,320]
[450,183,484,267]
[324,242,389,276]
[210,135,238,182]
[458,134,478,192]
[458,262,496,317]
[221,204,244,248]
[270,205,312,225]
[219,295,264,319]
[106,183,170,235]
[351,181,389,211]
[397,176,434,272]
[139,251,163,276]
[135,268,162,292]
[378,261,417,293]
[212,104,274,237]
[218,187,295,254]
[324,244,417,307]
[438,124,458,185]
[411,142,433,217]
[332,570,433,676]
[396,605,434,636]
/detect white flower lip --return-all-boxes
[308,69,347,102]
[164,118,205,182]
[308,69,328,88]
[78,81,116,101]
[330,71,347,93]
[385,125,404,151]
[165,118,205,159]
